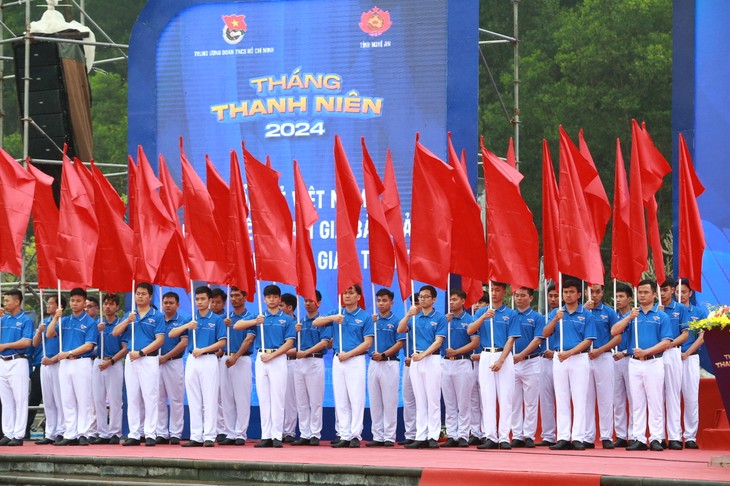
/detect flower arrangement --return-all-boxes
[689,305,730,332]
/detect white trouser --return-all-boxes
[0,358,29,440]
[613,356,632,440]
[629,357,665,443]
[256,353,287,440]
[553,352,589,442]
[58,358,94,440]
[125,355,160,440]
[221,355,252,440]
[663,347,683,441]
[410,354,442,441]
[402,363,416,440]
[539,356,556,442]
[470,361,484,438]
[216,357,226,436]
[91,358,124,438]
[283,359,298,437]
[441,358,474,440]
[157,357,185,439]
[585,352,615,442]
[682,354,700,441]
[512,357,541,441]
[294,357,324,439]
[40,362,64,439]
[332,354,366,441]
[479,351,515,443]
[186,354,220,442]
[368,359,400,442]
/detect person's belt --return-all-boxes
[631,352,663,361]
[445,354,470,361]
[377,356,400,361]
[302,353,324,358]
[482,347,504,353]
[139,350,159,357]
[102,356,113,361]
[258,348,276,354]
[227,352,252,357]
[0,354,27,361]
[414,350,438,355]
[523,353,541,360]
[287,356,297,360]
[169,354,184,360]
[67,355,92,360]
[89,355,98,360]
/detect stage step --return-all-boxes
[0,454,421,486]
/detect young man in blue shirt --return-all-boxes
[0,288,34,446]
[47,288,99,446]
[279,293,299,443]
[612,284,635,448]
[112,282,166,446]
[537,283,560,447]
[33,295,65,445]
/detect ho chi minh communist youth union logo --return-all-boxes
[359,7,392,37]
[222,14,247,44]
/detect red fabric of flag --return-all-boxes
[610,139,634,282]
[0,149,35,276]
[506,137,517,168]
[334,135,363,294]
[155,155,190,289]
[206,155,230,233]
[243,143,297,286]
[27,162,58,288]
[227,150,255,298]
[127,156,138,233]
[646,196,665,284]
[678,133,706,291]
[410,136,454,289]
[293,160,319,301]
[91,160,125,219]
[628,122,649,286]
[362,137,394,287]
[381,150,410,302]
[541,140,560,284]
[558,127,603,285]
[482,138,539,289]
[577,129,612,245]
[634,120,672,204]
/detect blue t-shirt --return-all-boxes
[624,304,673,355]
[328,307,374,353]
[616,309,632,352]
[546,304,597,351]
[252,309,296,350]
[663,300,689,339]
[682,303,708,353]
[0,310,33,356]
[41,316,60,358]
[30,344,43,367]
[404,308,447,353]
[98,316,124,357]
[513,308,544,355]
[441,310,476,356]
[590,302,618,348]
[122,307,166,351]
[298,312,332,350]
[371,312,405,355]
[226,308,256,353]
[474,304,521,349]
[59,311,98,357]
[161,312,191,355]
[185,310,226,352]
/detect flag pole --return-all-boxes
[296,296,301,353]
[337,293,343,354]
[226,285,231,355]
[57,280,63,350]
[587,285,593,350]
[544,279,549,352]
[99,289,104,361]
[190,279,196,350]
[612,278,618,353]
[40,289,46,358]
[559,272,564,352]
[488,281,495,352]
[634,286,639,349]
[131,279,136,353]
[257,279,265,348]
[447,274,451,349]
[410,281,416,354]
[371,283,378,353]
[404,299,410,356]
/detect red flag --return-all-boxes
[27,162,58,288]
[482,138,539,289]
[243,143,297,286]
[634,120,672,203]
[334,135,363,294]
[361,138,394,287]
[56,153,98,288]
[91,160,125,219]
[381,150,410,302]
[227,150,255,298]
[206,155,230,231]
[577,129,612,245]
[678,133,706,291]
[628,122,649,286]
[558,126,603,285]
[610,139,634,282]
[127,156,138,231]
[180,142,227,284]
[0,149,35,276]
[542,140,560,284]
[410,136,454,289]
[447,133,489,283]
[155,155,190,289]
[293,160,319,301]
[506,137,517,168]
[646,196,665,283]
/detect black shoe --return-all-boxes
[499,441,512,450]
[96,437,112,445]
[582,441,595,449]
[536,440,556,447]
[549,440,572,450]
[272,439,283,448]
[309,437,320,446]
[650,440,663,451]
[292,437,310,446]
[458,438,469,448]
[169,437,180,445]
[123,438,140,446]
[0,437,11,446]
[366,440,385,447]
[398,439,415,446]
[53,436,64,446]
[35,437,54,445]
[468,435,483,446]
[182,440,203,447]
[572,441,585,450]
[331,439,350,448]
[56,438,79,446]
[349,438,361,448]
[78,436,89,446]
[613,438,628,448]
[660,439,667,449]
[155,437,170,445]
[216,434,226,443]
[477,439,498,450]
[384,440,395,447]
[440,438,459,448]
[601,439,615,449]
[626,441,648,451]
[668,440,683,450]
[525,438,535,448]
[404,440,426,449]
[255,439,273,448]
[145,438,156,446]
[8,438,23,446]
[510,439,525,448]
[427,439,439,449]
[218,438,236,446]
[204,440,215,447]
[235,438,246,446]
[685,440,699,449]
[282,435,295,443]
[88,436,101,444]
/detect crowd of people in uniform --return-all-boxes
[0,276,706,451]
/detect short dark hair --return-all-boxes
[86,296,99,306]
[314,290,322,302]
[195,285,212,298]
[547,282,557,293]
[412,293,420,304]
[562,279,582,293]
[661,277,677,288]
[47,295,67,308]
[230,286,247,298]
[450,289,466,300]
[4,288,23,304]
[103,293,120,306]
[263,284,281,296]
[419,285,437,299]
[376,288,395,300]
[350,283,363,296]
[638,278,657,290]
[678,278,692,291]
[478,293,489,304]
[516,287,534,297]
[70,288,87,299]
[135,282,153,297]
[162,291,179,303]
[210,288,227,302]
[491,281,507,289]
[281,293,297,310]
[615,283,633,298]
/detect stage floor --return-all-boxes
[2,441,729,485]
